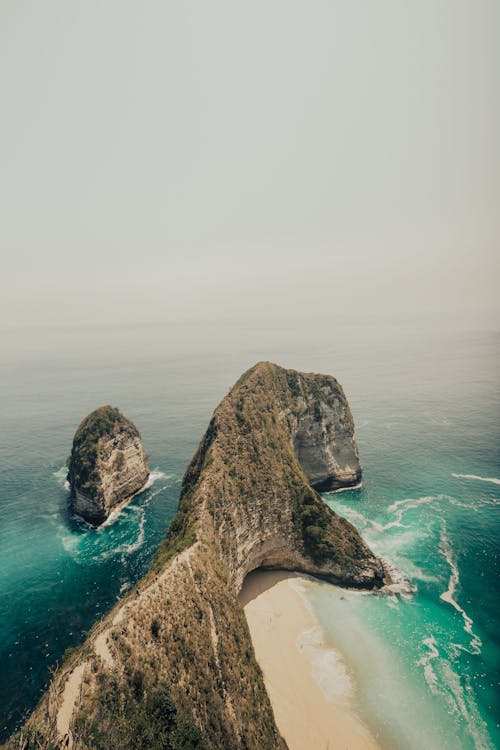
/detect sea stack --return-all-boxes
[67,406,149,525]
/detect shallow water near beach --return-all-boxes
[0,314,498,746]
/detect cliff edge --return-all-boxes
[67,406,150,525]
[6,363,389,750]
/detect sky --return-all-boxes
[1,1,499,328]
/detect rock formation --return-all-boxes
[67,406,149,525]
[5,363,390,750]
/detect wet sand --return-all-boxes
[240,570,381,750]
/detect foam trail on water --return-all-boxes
[452,473,500,486]
[296,626,353,704]
[335,495,441,534]
[82,469,172,530]
[99,505,129,529]
[418,638,493,750]
[332,502,405,533]
[440,666,493,750]
[123,509,146,555]
[144,482,170,504]
[289,579,357,705]
[418,636,440,694]
[439,526,482,654]
[324,482,363,495]
[94,507,147,561]
[143,469,171,489]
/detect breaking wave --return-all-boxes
[54,467,173,562]
[53,465,70,491]
[144,469,171,489]
[297,625,353,704]
[324,482,363,495]
[418,636,440,693]
[452,473,500,486]
[438,526,482,655]
[418,637,493,750]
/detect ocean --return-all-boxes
[0,314,498,748]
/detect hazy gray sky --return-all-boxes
[1,1,499,326]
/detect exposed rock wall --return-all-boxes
[67,406,149,525]
[5,363,389,750]
[291,383,362,491]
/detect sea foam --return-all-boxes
[439,526,482,655]
[452,473,500,486]
[53,465,70,491]
[417,637,493,750]
[296,625,354,705]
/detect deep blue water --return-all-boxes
[0,316,498,747]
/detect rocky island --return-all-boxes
[67,406,150,525]
[6,363,390,750]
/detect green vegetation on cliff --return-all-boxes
[75,674,207,750]
[157,362,370,575]
[67,405,136,495]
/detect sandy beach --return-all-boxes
[240,570,380,750]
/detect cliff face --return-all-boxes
[174,362,381,594]
[67,406,149,525]
[290,374,362,492]
[7,364,389,750]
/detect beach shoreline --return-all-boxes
[240,570,380,750]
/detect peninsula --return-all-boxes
[6,362,389,750]
[67,406,150,525]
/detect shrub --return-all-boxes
[151,618,161,639]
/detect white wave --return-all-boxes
[53,465,70,491]
[332,502,405,534]
[375,493,475,532]
[379,558,416,599]
[440,665,494,750]
[439,527,482,655]
[398,559,439,584]
[94,507,147,560]
[59,501,146,561]
[54,465,171,504]
[97,470,171,529]
[418,636,440,694]
[98,505,130,529]
[144,482,170,504]
[447,497,480,511]
[452,473,500,486]
[59,530,86,556]
[123,509,146,555]
[296,625,353,704]
[324,482,363,495]
[387,494,441,517]
[336,494,478,540]
[143,469,171,489]
[417,640,493,748]
[418,638,493,748]
[336,495,441,535]
[384,597,399,610]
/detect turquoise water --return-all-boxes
[1,316,498,747]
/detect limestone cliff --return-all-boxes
[67,406,149,525]
[5,363,390,750]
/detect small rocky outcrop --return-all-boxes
[67,406,149,525]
